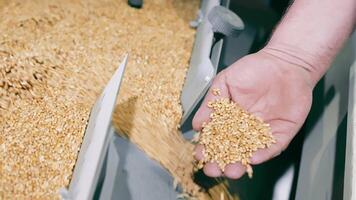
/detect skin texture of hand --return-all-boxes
[191,0,355,179]
[192,49,314,179]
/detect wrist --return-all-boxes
[261,43,330,86]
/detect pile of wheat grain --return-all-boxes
[0,1,237,199]
[197,90,275,178]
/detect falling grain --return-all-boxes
[0,0,237,200]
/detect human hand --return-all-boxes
[193,49,314,179]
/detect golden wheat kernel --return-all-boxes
[246,164,253,178]
[0,0,206,198]
[212,88,221,96]
[198,98,274,178]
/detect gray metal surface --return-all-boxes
[344,59,356,200]
[180,0,220,124]
[296,33,356,200]
[100,135,178,200]
[62,55,128,200]
[97,127,120,200]
[344,34,356,200]
[208,6,244,37]
[181,0,244,124]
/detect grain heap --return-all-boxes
[198,90,276,178]
[0,0,237,199]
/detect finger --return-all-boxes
[192,73,230,131]
[223,163,246,179]
[195,146,223,177]
[203,162,222,177]
[250,132,291,164]
[194,144,204,161]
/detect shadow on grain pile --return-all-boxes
[0,0,239,198]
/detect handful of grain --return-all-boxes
[198,89,275,178]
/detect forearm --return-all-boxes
[263,0,356,85]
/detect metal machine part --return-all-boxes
[95,1,245,199]
[344,53,356,200]
[62,1,355,200]
[128,0,143,9]
[96,135,179,200]
[296,32,356,200]
[62,1,265,200]
[208,6,244,38]
[180,1,244,125]
[62,53,178,200]
[60,55,128,200]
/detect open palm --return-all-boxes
[193,50,314,179]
